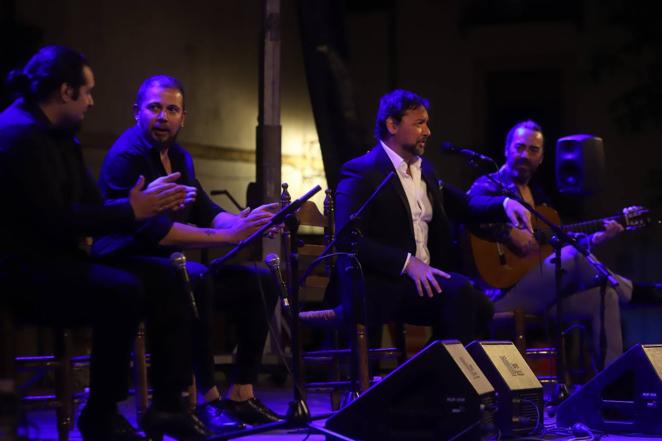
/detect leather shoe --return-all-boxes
[78,406,145,441]
[195,399,246,434]
[299,308,341,328]
[141,406,211,441]
[221,397,282,425]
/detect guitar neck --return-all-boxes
[561,214,623,235]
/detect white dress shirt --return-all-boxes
[380,141,433,272]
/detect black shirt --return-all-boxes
[0,99,135,263]
[93,125,224,257]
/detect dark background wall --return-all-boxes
[1,0,660,281]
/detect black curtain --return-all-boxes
[297,0,367,190]
[0,0,42,107]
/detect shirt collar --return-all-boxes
[380,140,422,174]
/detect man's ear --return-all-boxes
[132,104,139,122]
[180,110,187,128]
[59,83,74,103]
[386,116,399,135]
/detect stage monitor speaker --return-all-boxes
[556,344,662,435]
[555,134,606,195]
[325,340,496,441]
[466,341,543,437]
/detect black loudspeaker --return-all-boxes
[466,341,544,437]
[325,340,497,441]
[555,134,606,195]
[556,344,662,434]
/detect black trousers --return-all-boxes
[107,257,279,398]
[105,256,202,410]
[5,258,142,409]
[201,264,279,388]
[339,260,494,347]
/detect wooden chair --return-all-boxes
[279,184,406,409]
[0,299,80,441]
[492,307,592,387]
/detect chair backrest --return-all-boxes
[279,184,335,303]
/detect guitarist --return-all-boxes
[468,120,655,368]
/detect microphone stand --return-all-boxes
[206,184,322,440]
[207,173,395,441]
[463,154,618,393]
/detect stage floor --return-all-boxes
[19,383,662,440]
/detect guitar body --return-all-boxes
[469,205,561,289]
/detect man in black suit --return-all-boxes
[328,89,531,345]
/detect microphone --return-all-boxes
[440,141,495,164]
[170,252,199,319]
[264,253,291,316]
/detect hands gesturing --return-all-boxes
[129,172,193,220]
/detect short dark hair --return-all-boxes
[374,89,430,141]
[505,119,543,150]
[135,75,186,108]
[5,45,88,102]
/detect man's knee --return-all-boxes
[252,267,280,306]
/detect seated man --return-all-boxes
[0,46,189,441]
[467,119,661,367]
[92,75,282,432]
[314,89,531,348]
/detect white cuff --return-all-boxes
[401,253,412,275]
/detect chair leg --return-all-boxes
[54,328,73,441]
[133,322,149,424]
[187,378,197,412]
[354,324,370,393]
[0,306,17,440]
[513,308,527,355]
[391,322,407,365]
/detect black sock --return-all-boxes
[152,392,186,412]
[84,395,118,416]
[630,282,662,304]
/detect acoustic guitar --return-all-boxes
[468,205,652,289]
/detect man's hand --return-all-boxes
[504,199,533,233]
[147,172,197,210]
[508,226,539,256]
[129,175,187,220]
[248,202,280,217]
[240,203,281,237]
[591,220,624,246]
[226,208,274,243]
[404,256,451,298]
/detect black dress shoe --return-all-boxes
[195,399,246,434]
[141,406,211,441]
[221,397,282,425]
[78,406,145,441]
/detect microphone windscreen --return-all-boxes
[264,252,280,268]
[170,252,187,268]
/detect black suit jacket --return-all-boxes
[335,144,508,280]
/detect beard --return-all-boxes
[403,138,427,157]
[509,158,538,183]
[143,124,180,149]
[57,117,82,134]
